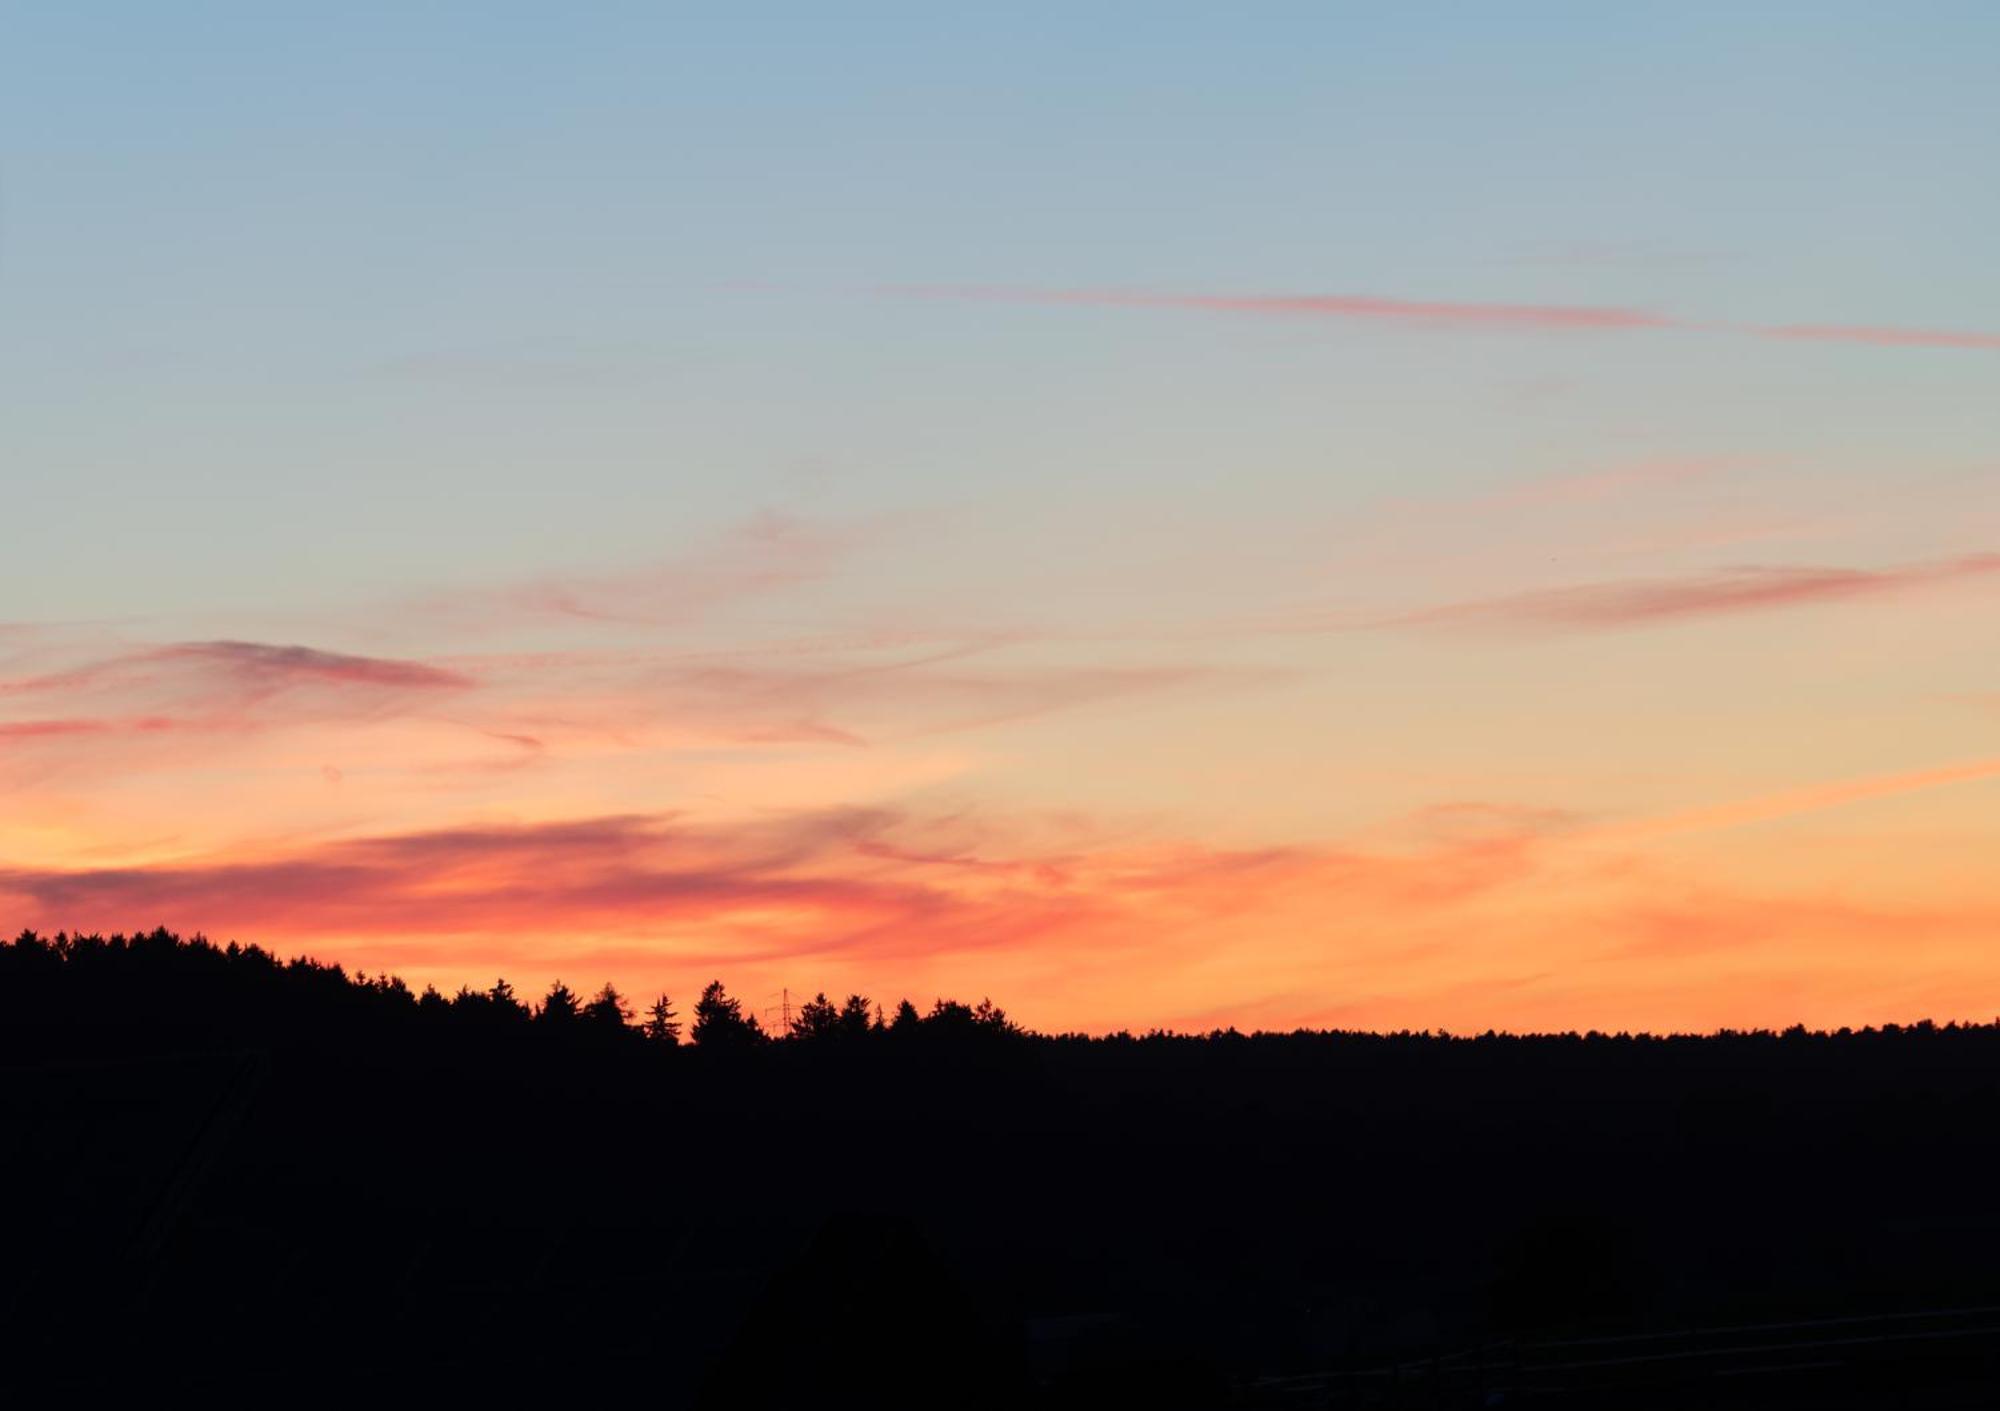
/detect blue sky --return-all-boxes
[4,4,1999,1030]
[10,4,1999,620]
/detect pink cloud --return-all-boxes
[156,640,472,691]
[1756,324,2000,351]
[879,284,2000,353]
[1398,553,2000,633]
[0,637,482,784]
[0,716,179,742]
[0,719,114,740]
[0,804,1546,982]
[1484,455,1746,509]
[12,783,1995,1032]
[883,284,1674,331]
[520,649,1258,748]
[0,614,1254,792]
[0,810,1102,965]
[0,661,122,697]
[408,510,857,630]
[852,663,1240,739]
[1,639,472,703]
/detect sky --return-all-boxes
[5,3,2000,1033]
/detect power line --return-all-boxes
[760,987,792,1035]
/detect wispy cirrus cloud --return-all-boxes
[0,719,115,741]
[617,653,1250,743]
[1611,888,2000,961]
[1755,324,2000,351]
[882,283,1673,331]
[0,615,1253,795]
[1478,455,1743,509]
[0,803,1546,986]
[157,641,472,691]
[0,717,178,741]
[406,510,857,630]
[1396,553,2000,634]
[1604,756,2000,843]
[879,284,2000,352]
[0,809,1212,959]
[0,637,481,783]
[7,764,1995,1031]
[1,639,472,702]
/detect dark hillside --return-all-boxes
[6,928,2000,1406]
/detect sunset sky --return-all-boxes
[6,4,2000,1033]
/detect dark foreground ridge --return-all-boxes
[6,927,2000,1407]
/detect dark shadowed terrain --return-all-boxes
[5,928,2000,1406]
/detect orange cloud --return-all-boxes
[0,808,1308,952]
[7,779,1998,1034]
[1610,756,2000,842]
[0,805,1553,1016]
[1609,889,2000,961]
[10,510,2000,1035]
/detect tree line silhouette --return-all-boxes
[8,925,1982,1058]
[0,927,1025,1062]
[8,924,2000,1407]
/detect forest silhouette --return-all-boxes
[6,927,2000,1406]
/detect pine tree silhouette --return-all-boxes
[692,980,761,1048]
[539,980,580,1026]
[583,982,631,1029]
[642,993,681,1045]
